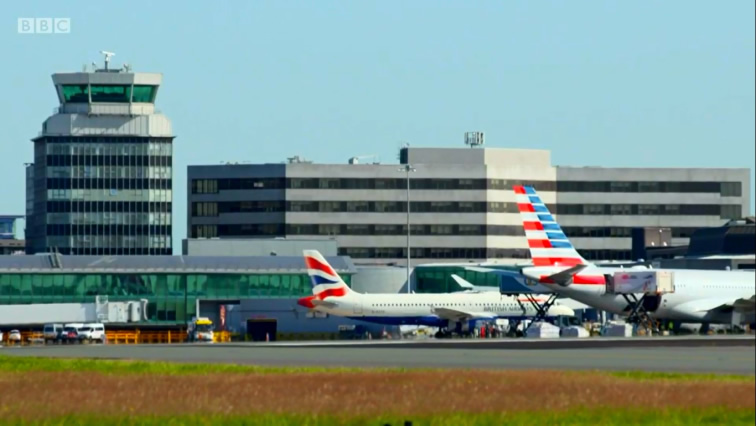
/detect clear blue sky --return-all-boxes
[2,1,754,250]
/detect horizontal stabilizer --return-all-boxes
[310,299,338,309]
[464,266,499,273]
[451,274,475,289]
[547,264,589,287]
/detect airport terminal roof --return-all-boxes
[0,254,356,274]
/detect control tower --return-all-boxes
[26,52,174,255]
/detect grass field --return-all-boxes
[0,355,753,425]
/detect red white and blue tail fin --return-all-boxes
[513,185,589,267]
[303,250,352,298]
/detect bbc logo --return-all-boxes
[18,18,71,34]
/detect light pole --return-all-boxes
[398,164,416,293]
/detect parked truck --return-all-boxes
[188,317,214,343]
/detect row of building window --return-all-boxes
[190,201,739,217]
[190,224,701,239]
[38,137,173,144]
[47,166,172,180]
[46,155,172,167]
[191,201,527,215]
[558,203,741,218]
[45,141,172,156]
[31,247,173,256]
[191,224,282,238]
[191,178,552,193]
[287,224,700,238]
[46,212,172,226]
[60,84,158,104]
[556,181,741,195]
[563,227,699,239]
[191,178,742,196]
[46,189,172,203]
[336,247,634,261]
[46,178,172,190]
[47,201,172,213]
[46,225,172,236]
[40,234,171,250]
[286,224,518,236]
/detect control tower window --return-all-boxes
[62,85,89,103]
[89,85,130,103]
[131,85,157,103]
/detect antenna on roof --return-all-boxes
[100,50,115,71]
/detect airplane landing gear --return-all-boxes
[435,329,452,339]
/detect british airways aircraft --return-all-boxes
[510,185,755,326]
[296,250,575,337]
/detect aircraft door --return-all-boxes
[603,274,614,294]
[352,299,363,315]
[642,295,662,312]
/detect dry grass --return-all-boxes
[0,369,753,421]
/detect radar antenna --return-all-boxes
[100,50,115,71]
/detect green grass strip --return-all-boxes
[0,355,400,375]
[1,355,754,383]
[2,407,754,426]
[607,370,756,383]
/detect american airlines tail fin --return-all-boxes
[303,250,353,298]
[513,185,590,267]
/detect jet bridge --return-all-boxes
[605,270,676,329]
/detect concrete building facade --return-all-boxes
[187,146,750,265]
[25,57,174,255]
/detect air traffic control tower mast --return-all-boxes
[26,52,174,255]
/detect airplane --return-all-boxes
[504,185,755,328]
[296,250,576,338]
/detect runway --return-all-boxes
[2,336,754,375]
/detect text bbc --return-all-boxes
[18,18,71,34]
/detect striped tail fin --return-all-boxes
[513,185,588,267]
[303,250,352,298]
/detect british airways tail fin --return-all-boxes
[303,250,353,297]
[513,185,590,267]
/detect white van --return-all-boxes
[78,323,106,343]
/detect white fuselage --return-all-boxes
[523,265,755,324]
[312,291,574,327]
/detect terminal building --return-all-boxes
[187,139,751,265]
[0,253,355,329]
[25,53,174,256]
[0,250,511,340]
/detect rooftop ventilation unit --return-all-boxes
[348,155,380,164]
[464,131,485,148]
[287,155,312,164]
